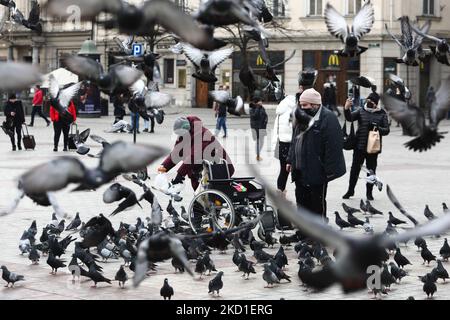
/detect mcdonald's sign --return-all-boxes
[256,54,264,66]
[328,54,340,67]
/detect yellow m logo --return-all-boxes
[256,55,264,66]
[328,54,340,67]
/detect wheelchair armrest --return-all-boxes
[232,177,256,182]
[208,179,234,183]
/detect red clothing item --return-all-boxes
[50,101,77,122]
[32,89,43,106]
[162,116,234,189]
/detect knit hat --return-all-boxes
[299,88,322,105]
[173,117,191,135]
[366,92,380,105]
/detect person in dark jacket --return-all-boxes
[4,94,25,151]
[249,96,268,161]
[112,93,126,125]
[287,89,346,218]
[342,92,390,201]
[323,83,341,116]
[158,116,235,191]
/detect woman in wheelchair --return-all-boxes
[157,116,235,191]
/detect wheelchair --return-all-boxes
[187,159,279,238]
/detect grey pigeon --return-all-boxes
[208,271,224,296]
[1,265,25,287]
[66,212,81,231]
[115,265,128,288]
[262,264,280,288]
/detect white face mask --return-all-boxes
[174,128,189,136]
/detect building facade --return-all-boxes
[1,0,449,108]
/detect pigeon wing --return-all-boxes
[27,0,40,25]
[145,91,171,108]
[0,62,42,91]
[20,157,86,195]
[386,185,419,226]
[430,76,450,127]
[45,0,122,20]
[399,16,414,48]
[411,24,441,43]
[413,20,431,49]
[99,142,167,176]
[381,94,425,137]
[352,0,375,39]
[209,47,233,70]
[63,56,103,81]
[324,2,348,42]
[129,79,147,96]
[181,43,204,67]
[385,24,405,49]
[110,65,143,88]
[90,134,110,146]
[209,90,230,104]
[58,82,82,109]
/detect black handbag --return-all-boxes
[68,123,78,150]
[343,120,356,151]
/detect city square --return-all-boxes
[0,0,450,302]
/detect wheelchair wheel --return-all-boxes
[188,190,235,234]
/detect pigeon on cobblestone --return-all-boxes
[421,243,437,265]
[66,212,82,231]
[363,217,374,234]
[380,264,396,290]
[342,203,361,215]
[160,278,174,300]
[268,259,291,283]
[47,252,66,274]
[80,214,115,249]
[171,257,185,273]
[28,246,40,265]
[202,252,217,275]
[394,248,412,269]
[1,266,25,287]
[423,273,437,299]
[389,262,407,283]
[440,238,450,261]
[238,256,256,280]
[347,212,365,227]
[232,250,243,270]
[388,212,407,226]
[366,201,383,216]
[87,264,112,288]
[253,248,273,264]
[424,205,437,221]
[274,246,288,269]
[68,255,89,281]
[432,260,449,283]
[208,271,224,297]
[115,265,128,288]
[360,199,368,214]
[262,264,279,288]
[334,212,352,230]
[414,237,426,251]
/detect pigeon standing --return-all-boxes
[421,243,437,265]
[347,212,365,227]
[262,264,280,288]
[363,217,374,234]
[115,265,128,288]
[389,262,407,283]
[394,248,412,269]
[423,273,437,299]
[1,266,25,287]
[87,264,112,288]
[424,205,437,221]
[388,212,407,226]
[238,256,256,280]
[432,260,449,283]
[28,246,40,265]
[360,199,368,214]
[47,252,66,274]
[208,271,224,297]
[380,264,396,290]
[439,238,450,261]
[334,212,352,230]
[160,278,174,300]
[66,212,81,231]
[366,201,383,215]
[342,203,361,215]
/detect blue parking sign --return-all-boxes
[132,43,143,56]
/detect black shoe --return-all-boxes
[18,145,22,150]
[342,190,354,199]
[12,146,16,151]
[150,129,154,133]
[63,147,68,152]
[28,123,33,127]
[143,129,149,133]
[366,191,374,201]
[53,147,58,152]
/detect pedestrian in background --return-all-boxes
[214,85,228,138]
[4,94,25,151]
[28,85,50,127]
[50,100,77,152]
[249,95,268,162]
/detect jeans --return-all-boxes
[53,121,70,149]
[215,117,227,136]
[130,113,140,131]
[9,124,22,148]
[30,106,49,125]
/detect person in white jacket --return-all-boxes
[272,94,296,196]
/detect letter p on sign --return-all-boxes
[133,43,143,57]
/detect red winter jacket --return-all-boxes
[162,116,235,179]
[50,101,77,123]
[32,89,43,106]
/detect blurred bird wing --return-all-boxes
[142,0,211,50]
[99,141,167,176]
[399,16,414,48]
[168,237,193,277]
[430,76,450,127]
[28,0,40,24]
[209,90,230,103]
[11,7,24,23]
[145,91,171,108]
[250,165,351,251]
[324,2,348,41]
[0,62,42,91]
[59,82,82,109]
[103,183,123,203]
[46,0,122,20]
[129,79,147,96]
[235,96,244,113]
[20,157,86,195]
[90,134,109,146]
[208,47,233,69]
[388,73,406,87]
[413,20,431,49]
[151,199,162,226]
[352,0,375,39]
[181,43,204,67]
[411,24,441,43]
[111,65,143,87]
[63,56,103,81]
[381,94,425,136]
[272,50,296,69]
[386,185,420,226]
[385,24,405,49]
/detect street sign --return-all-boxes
[132,43,144,56]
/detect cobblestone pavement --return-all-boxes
[0,108,449,300]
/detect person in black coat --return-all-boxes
[323,83,341,116]
[4,94,25,151]
[112,93,126,124]
[342,92,390,200]
[287,89,346,218]
[249,96,268,161]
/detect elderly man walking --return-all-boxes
[287,88,346,218]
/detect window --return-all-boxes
[308,0,323,16]
[174,0,188,12]
[267,0,286,17]
[178,69,186,88]
[423,0,435,15]
[347,0,362,15]
[164,59,174,84]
